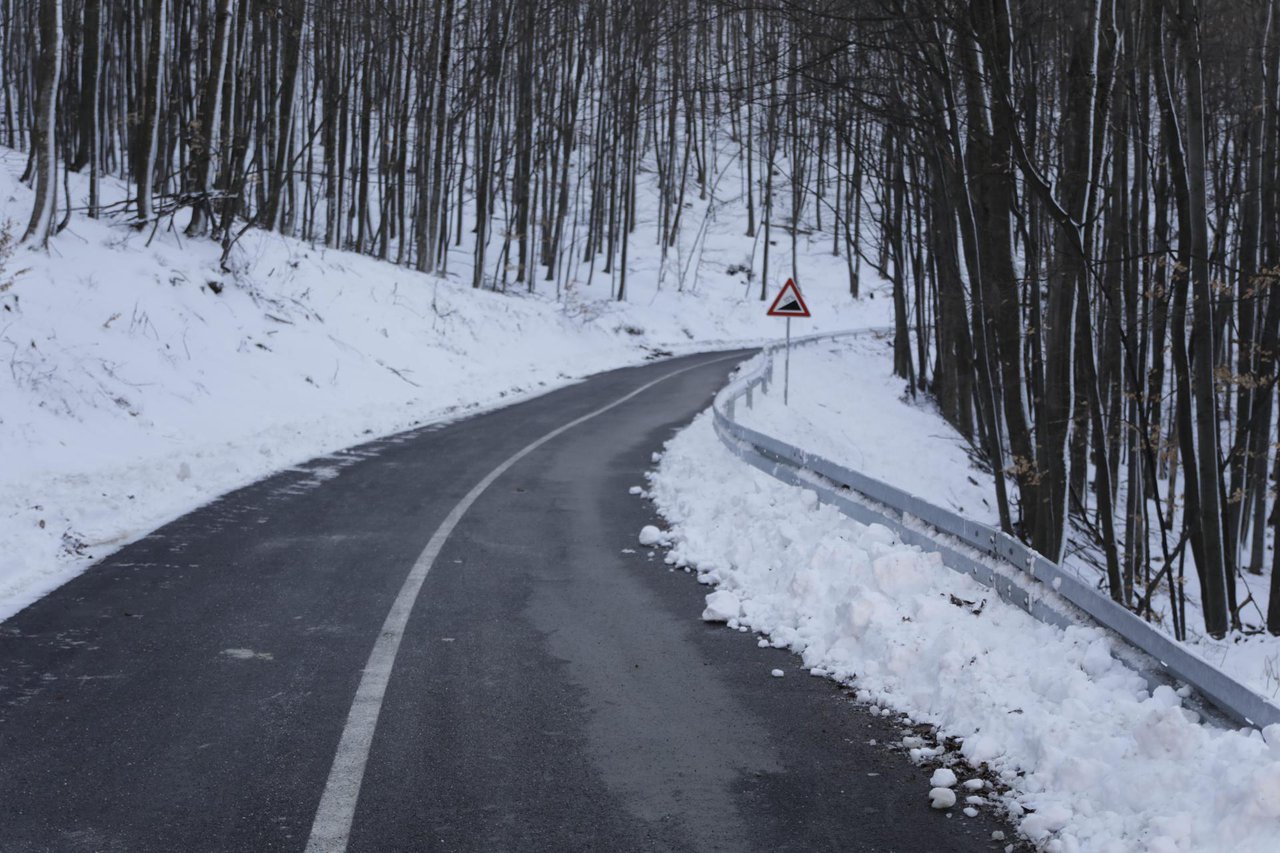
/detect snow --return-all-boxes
[220,648,273,662]
[740,334,1280,704]
[929,768,957,788]
[701,590,741,623]
[736,334,999,524]
[770,668,784,678]
[638,525,664,547]
[16,93,1279,848]
[648,397,1280,850]
[930,787,957,810]
[0,144,891,621]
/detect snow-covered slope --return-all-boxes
[738,333,999,524]
[0,147,888,620]
[732,334,1280,705]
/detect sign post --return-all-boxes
[785,315,791,405]
[766,278,810,405]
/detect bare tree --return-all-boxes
[20,0,60,246]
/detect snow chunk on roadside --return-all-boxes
[1021,803,1073,842]
[929,788,957,809]
[929,768,957,788]
[702,589,741,622]
[638,525,664,547]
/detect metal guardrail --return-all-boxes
[712,328,1280,730]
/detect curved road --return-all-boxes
[0,351,1011,852]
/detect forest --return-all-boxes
[2,0,1278,643]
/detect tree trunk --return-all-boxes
[1177,0,1231,637]
[134,0,168,225]
[20,0,60,247]
[187,0,235,236]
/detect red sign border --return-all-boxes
[766,278,811,318]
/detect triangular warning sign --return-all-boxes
[767,279,811,317]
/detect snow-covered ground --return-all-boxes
[732,334,1280,704]
[0,146,889,621]
[738,333,1000,526]
[648,337,1280,851]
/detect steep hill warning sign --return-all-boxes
[767,279,809,406]
[767,279,810,317]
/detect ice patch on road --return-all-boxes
[220,648,274,661]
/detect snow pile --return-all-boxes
[0,146,887,620]
[736,335,1280,715]
[930,767,958,787]
[638,525,666,547]
[648,407,1280,851]
[702,589,741,622]
[929,787,957,810]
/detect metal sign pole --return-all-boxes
[784,317,791,406]
[765,278,808,406]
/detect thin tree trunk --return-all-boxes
[21,0,60,247]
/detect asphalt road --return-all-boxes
[0,350,1014,852]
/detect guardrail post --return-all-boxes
[746,386,754,409]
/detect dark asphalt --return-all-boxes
[0,351,1014,852]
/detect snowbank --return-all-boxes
[735,335,1280,714]
[649,390,1280,850]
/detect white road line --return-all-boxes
[304,353,741,853]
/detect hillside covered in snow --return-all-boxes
[0,148,887,619]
